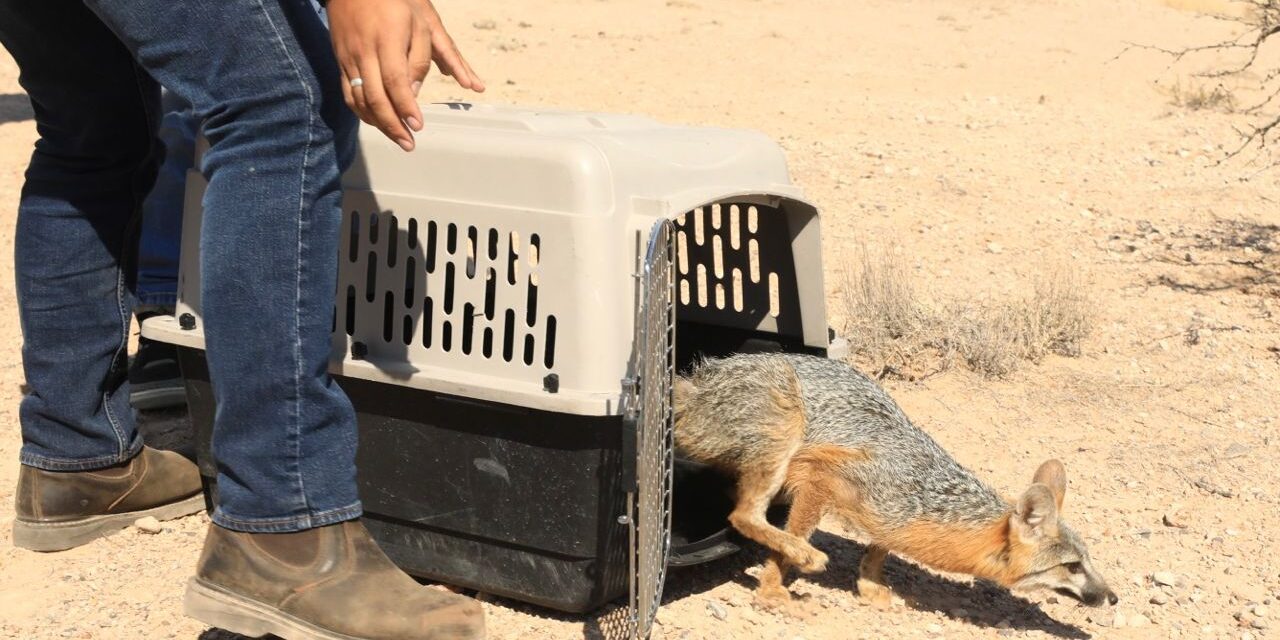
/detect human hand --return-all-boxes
[327,0,485,151]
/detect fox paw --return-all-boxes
[754,585,792,611]
[856,579,894,610]
[790,546,828,574]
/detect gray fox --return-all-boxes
[673,353,1117,609]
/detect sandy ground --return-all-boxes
[1,0,1279,638]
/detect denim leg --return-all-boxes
[0,0,160,471]
[135,90,197,309]
[82,0,361,532]
[134,0,327,309]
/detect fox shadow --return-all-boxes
[653,529,1092,640]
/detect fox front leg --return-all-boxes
[754,484,830,613]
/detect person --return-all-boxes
[0,0,487,637]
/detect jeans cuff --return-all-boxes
[19,438,145,471]
[211,501,363,533]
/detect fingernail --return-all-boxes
[398,138,414,152]
[407,116,421,131]
[412,81,422,96]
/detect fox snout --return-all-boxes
[1087,588,1120,607]
[1062,585,1119,607]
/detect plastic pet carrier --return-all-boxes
[142,103,837,639]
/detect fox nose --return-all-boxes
[1085,589,1119,607]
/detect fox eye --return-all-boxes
[1064,562,1084,575]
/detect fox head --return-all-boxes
[1004,460,1118,607]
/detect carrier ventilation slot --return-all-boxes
[675,203,787,320]
[337,209,559,369]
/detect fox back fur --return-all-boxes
[674,353,1116,609]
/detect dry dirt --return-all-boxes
[1,0,1278,638]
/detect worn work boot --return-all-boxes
[185,519,485,640]
[13,446,204,551]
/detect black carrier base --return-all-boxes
[179,347,628,613]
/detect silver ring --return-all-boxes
[349,77,364,88]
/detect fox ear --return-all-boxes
[1032,459,1067,510]
[1013,484,1059,539]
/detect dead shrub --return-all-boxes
[839,247,1093,379]
[838,244,951,379]
[1122,0,1280,164]
[1026,269,1093,359]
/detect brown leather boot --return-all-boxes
[185,520,485,640]
[13,446,204,551]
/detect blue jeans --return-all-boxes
[134,90,197,309]
[135,2,327,309]
[0,0,363,533]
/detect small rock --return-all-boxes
[986,241,1004,254]
[1164,512,1188,529]
[705,601,728,621]
[1242,633,1255,640]
[1129,614,1151,628]
[1223,443,1250,459]
[134,516,163,534]
[1253,605,1268,618]
[472,19,497,30]
[1153,571,1180,587]
[1151,593,1170,605]
[1231,585,1268,603]
[1112,612,1128,628]
[1194,477,1234,498]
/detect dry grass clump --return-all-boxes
[839,245,1093,379]
[1166,81,1237,112]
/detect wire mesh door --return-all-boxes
[624,219,676,640]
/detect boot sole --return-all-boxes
[185,577,366,640]
[12,494,204,552]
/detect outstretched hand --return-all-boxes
[327,0,485,151]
